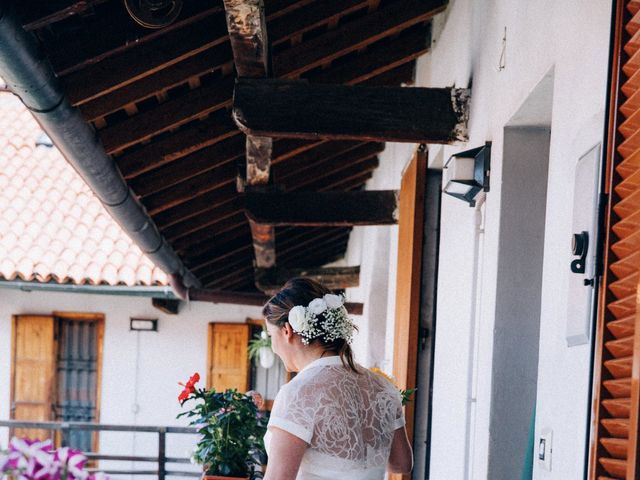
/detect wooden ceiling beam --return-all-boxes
[362,62,417,88]
[153,184,239,230]
[131,135,245,197]
[144,163,237,215]
[245,190,398,226]
[291,156,380,191]
[324,172,376,192]
[116,113,237,179]
[172,212,249,254]
[164,197,245,242]
[269,0,369,47]
[276,142,383,185]
[199,229,351,287]
[181,220,252,259]
[41,4,222,75]
[22,0,110,31]
[223,0,277,287]
[80,44,233,122]
[61,9,229,105]
[306,25,429,86]
[99,76,234,154]
[273,0,446,78]
[272,141,367,180]
[233,79,470,144]
[256,266,360,293]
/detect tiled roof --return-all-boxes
[0,93,167,286]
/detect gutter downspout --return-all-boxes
[0,7,200,290]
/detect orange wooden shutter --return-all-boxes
[391,149,426,480]
[10,315,57,441]
[207,323,250,392]
[591,2,640,478]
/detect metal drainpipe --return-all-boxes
[0,7,200,289]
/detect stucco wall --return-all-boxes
[0,288,263,469]
[344,0,612,478]
[419,1,611,479]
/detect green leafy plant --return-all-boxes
[247,330,271,364]
[177,374,267,478]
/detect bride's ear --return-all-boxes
[282,322,294,342]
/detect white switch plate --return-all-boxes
[538,428,553,471]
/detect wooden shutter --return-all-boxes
[391,149,427,480]
[10,315,57,441]
[207,323,250,392]
[591,2,640,478]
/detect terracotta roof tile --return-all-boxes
[0,93,167,286]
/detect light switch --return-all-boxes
[538,428,553,471]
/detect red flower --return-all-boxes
[178,372,200,402]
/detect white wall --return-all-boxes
[415,0,611,479]
[0,287,263,472]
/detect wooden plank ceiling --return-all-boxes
[16,0,445,292]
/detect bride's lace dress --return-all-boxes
[264,356,405,480]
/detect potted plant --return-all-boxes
[247,330,275,369]
[177,373,267,480]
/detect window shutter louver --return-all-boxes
[592,2,640,478]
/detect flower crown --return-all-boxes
[287,293,355,345]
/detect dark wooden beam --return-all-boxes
[223,0,269,77]
[256,266,360,294]
[144,162,237,215]
[80,44,233,122]
[245,191,398,226]
[99,76,234,154]
[276,143,383,185]
[306,25,429,86]
[152,297,181,315]
[223,0,277,290]
[272,0,446,78]
[131,135,245,197]
[249,221,276,269]
[234,79,470,144]
[22,0,110,31]
[116,113,237,179]
[292,156,380,191]
[61,9,229,105]
[163,197,245,242]
[153,184,239,230]
[172,212,248,254]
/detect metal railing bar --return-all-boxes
[84,454,159,462]
[0,420,198,434]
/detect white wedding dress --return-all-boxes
[264,356,405,480]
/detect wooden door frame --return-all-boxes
[391,148,427,480]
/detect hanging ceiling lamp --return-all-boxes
[124,0,183,29]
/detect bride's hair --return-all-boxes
[262,277,360,373]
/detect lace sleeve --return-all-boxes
[268,381,318,444]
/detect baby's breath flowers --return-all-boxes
[287,293,355,345]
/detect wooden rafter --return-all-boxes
[255,266,361,294]
[245,191,399,226]
[234,79,470,144]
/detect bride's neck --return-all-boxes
[292,345,337,372]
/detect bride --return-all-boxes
[261,278,413,480]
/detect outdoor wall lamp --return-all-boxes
[130,317,158,332]
[443,142,491,207]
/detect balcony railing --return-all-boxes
[0,420,200,479]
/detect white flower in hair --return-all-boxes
[308,298,328,315]
[323,293,343,309]
[288,305,307,332]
